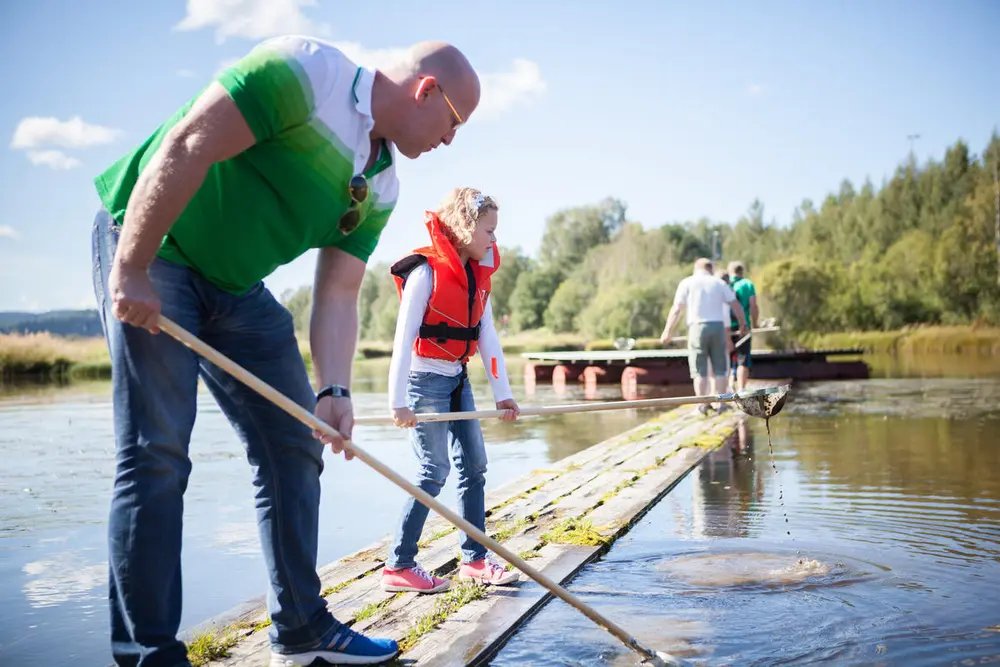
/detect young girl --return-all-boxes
[380,187,521,594]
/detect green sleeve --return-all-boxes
[329,204,395,264]
[217,42,318,143]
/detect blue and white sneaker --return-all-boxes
[269,623,399,666]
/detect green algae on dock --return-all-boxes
[186,390,765,666]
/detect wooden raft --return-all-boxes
[192,401,749,667]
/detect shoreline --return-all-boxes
[3,325,999,384]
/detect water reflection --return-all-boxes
[691,420,766,540]
[491,375,1000,666]
[22,550,107,608]
[0,359,661,667]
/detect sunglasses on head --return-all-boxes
[338,174,369,235]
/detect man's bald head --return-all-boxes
[399,41,481,112]
[375,41,481,159]
[694,257,713,274]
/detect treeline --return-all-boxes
[0,309,103,336]
[282,133,1000,340]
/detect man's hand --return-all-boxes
[659,334,671,346]
[393,407,417,428]
[496,398,520,422]
[108,264,162,333]
[314,396,355,460]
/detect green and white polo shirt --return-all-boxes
[94,35,399,295]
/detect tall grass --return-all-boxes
[0,333,109,379]
[800,325,1000,356]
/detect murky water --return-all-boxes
[0,359,661,667]
[491,367,1000,666]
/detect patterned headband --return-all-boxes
[470,192,487,212]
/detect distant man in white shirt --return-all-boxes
[660,258,748,411]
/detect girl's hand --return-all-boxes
[496,399,520,422]
[393,407,417,428]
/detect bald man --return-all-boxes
[660,258,748,411]
[90,35,480,667]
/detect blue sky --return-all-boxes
[1,0,997,312]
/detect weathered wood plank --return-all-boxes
[399,543,599,666]
[195,390,769,667]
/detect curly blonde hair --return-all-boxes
[435,187,499,247]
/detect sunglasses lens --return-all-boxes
[339,208,361,235]
[349,175,368,203]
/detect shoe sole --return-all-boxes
[380,580,451,594]
[269,649,400,666]
[459,572,520,586]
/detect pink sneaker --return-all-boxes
[380,565,451,594]
[459,558,520,586]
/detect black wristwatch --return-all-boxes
[316,384,351,402]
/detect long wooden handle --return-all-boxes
[356,392,736,426]
[155,315,676,667]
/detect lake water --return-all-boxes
[3,353,1000,666]
[0,359,662,667]
[490,354,1000,666]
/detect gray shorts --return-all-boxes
[687,321,728,378]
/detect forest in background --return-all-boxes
[280,133,1000,342]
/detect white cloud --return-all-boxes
[175,0,331,44]
[25,150,81,170]
[0,225,19,239]
[173,0,545,121]
[176,68,197,78]
[10,116,121,150]
[478,59,546,119]
[747,83,764,97]
[318,44,547,118]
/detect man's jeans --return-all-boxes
[91,208,336,666]
[386,371,489,569]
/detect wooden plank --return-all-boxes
[400,412,745,667]
[195,396,758,667]
[398,543,598,666]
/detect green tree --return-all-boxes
[756,257,835,333]
[508,266,563,332]
[537,197,626,275]
[490,246,530,320]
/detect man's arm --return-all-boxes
[310,246,367,457]
[111,84,256,331]
[749,295,759,329]
[729,299,749,334]
[311,246,366,390]
[661,303,684,342]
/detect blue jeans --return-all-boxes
[91,209,337,666]
[386,371,489,569]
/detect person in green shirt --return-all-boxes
[727,260,760,392]
[90,35,480,667]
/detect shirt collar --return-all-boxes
[351,66,376,123]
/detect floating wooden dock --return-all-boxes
[520,347,868,397]
[187,389,762,667]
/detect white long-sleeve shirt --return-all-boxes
[388,262,513,410]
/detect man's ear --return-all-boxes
[413,75,438,104]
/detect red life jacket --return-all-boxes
[391,212,500,364]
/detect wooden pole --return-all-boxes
[155,315,683,667]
